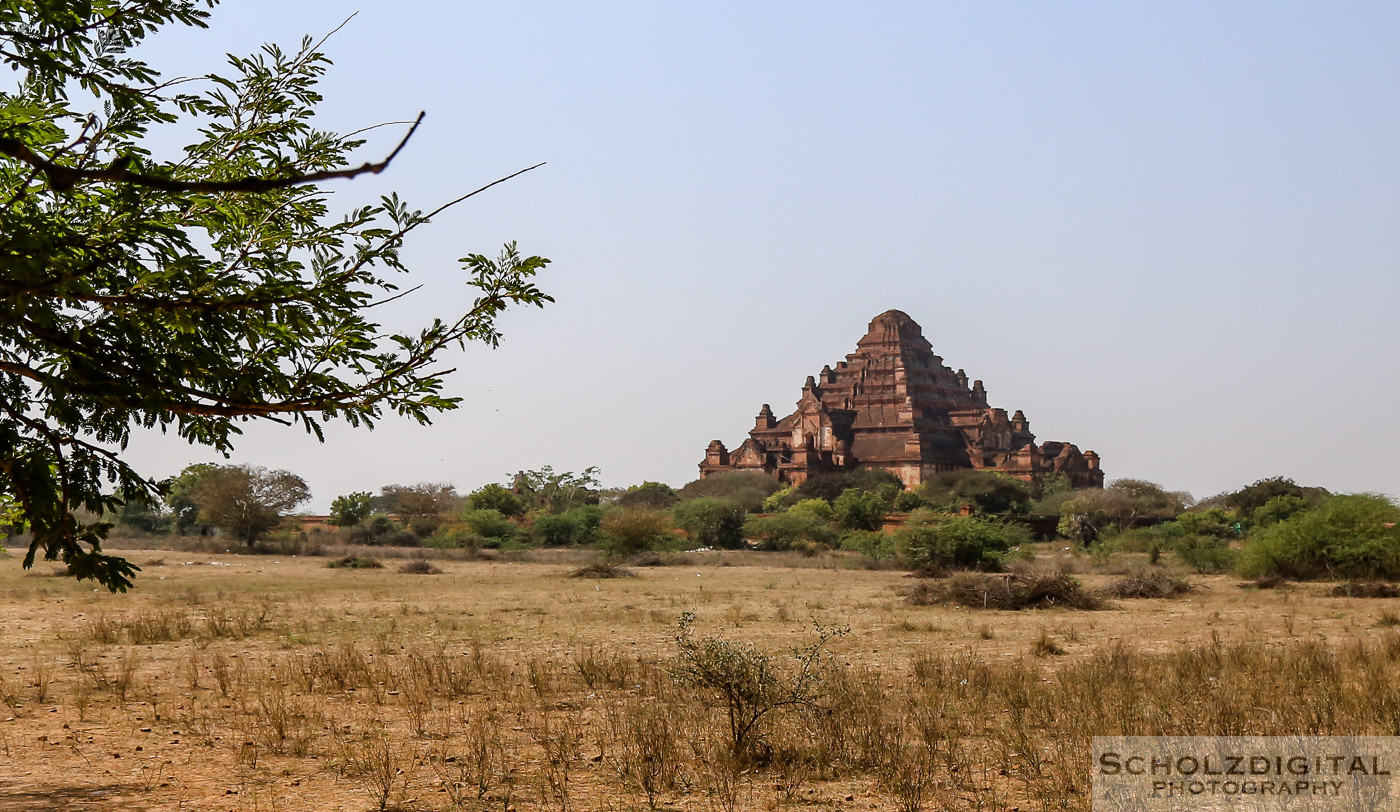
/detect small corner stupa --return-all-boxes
[698,309,1103,489]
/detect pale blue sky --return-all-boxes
[121,2,1400,509]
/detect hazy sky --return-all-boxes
[116,2,1400,510]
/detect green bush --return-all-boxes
[1174,535,1238,573]
[531,505,602,546]
[787,498,835,522]
[598,508,675,556]
[762,485,798,512]
[839,530,896,561]
[743,511,837,551]
[795,468,903,503]
[672,497,746,549]
[1238,494,1400,581]
[460,508,519,545]
[1252,494,1309,528]
[893,514,1031,571]
[618,481,679,510]
[918,470,1032,515]
[468,483,524,516]
[677,471,783,513]
[833,487,888,531]
[424,524,483,551]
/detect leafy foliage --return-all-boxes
[598,507,674,557]
[1238,494,1400,581]
[917,470,1032,515]
[1226,477,1329,520]
[0,2,551,589]
[467,483,523,516]
[743,511,837,551]
[832,487,890,531]
[328,491,374,528]
[530,505,602,547]
[512,466,600,513]
[893,512,1031,571]
[794,468,902,503]
[671,497,746,549]
[617,481,679,510]
[678,471,782,514]
[188,464,309,546]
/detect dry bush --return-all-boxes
[905,573,1104,610]
[327,555,383,569]
[397,559,442,575]
[1330,582,1400,598]
[1239,573,1287,590]
[1102,570,1194,599]
[569,561,635,579]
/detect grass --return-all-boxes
[2,543,1399,811]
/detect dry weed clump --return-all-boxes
[1239,573,1288,590]
[327,554,383,569]
[1102,570,1194,599]
[569,561,636,578]
[1330,581,1400,598]
[397,559,442,575]
[905,572,1104,610]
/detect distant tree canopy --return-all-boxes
[918,470,1033,515]
[678,471,782,513]
[328,492,374,528]
[795,468,903,503]
[513,466,601,513]
[1226,477,1329,520]
[618,481,679,510]
[189,465,310,546]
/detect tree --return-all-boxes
[677,471,782,513]
[672,497,746,549]
[468,483,523,516]
[618,481,679,510]
[165,463,218,535]
[189,465,310,546]
[0,3,550,589]
[512,466,600,513]
[328,491,374,528]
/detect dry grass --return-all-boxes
[1,544,1398,811]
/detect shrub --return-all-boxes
[893,514,1031,571]
[618,481,679,510]
[327,555,382,569]
[762,485,798,513]
[672,498,746,549]
[570,561,636,579]
[795,468,902,503]
[677,472,783,513]
[839,530,895,562]
[787,498,835,522]
[1226,476,1329,520]
[598,508,675,556]
[833,487,887,531]
[1237,495,1400,581]
[743,511,837,551]
[1252,494,1310,528]
[918,470,1032,515]
[398,559,442,575]
[424,524,482,551]
[1102,571,1194,599]
[1174,535,1238,573]
[460,508,519,546]
[1329,582,1400,599]
[328,491,374,528]
[669,612,847,759]
[468,483,524,516]
[905,573,1102,610]
[532,505,603,546]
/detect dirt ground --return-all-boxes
[0,545,1395,811]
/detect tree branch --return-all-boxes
[0,112,426,193]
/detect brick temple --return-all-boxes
[699,310,1103,489]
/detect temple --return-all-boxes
[699,310,1103,489]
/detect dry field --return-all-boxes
[2,545,1399,811]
